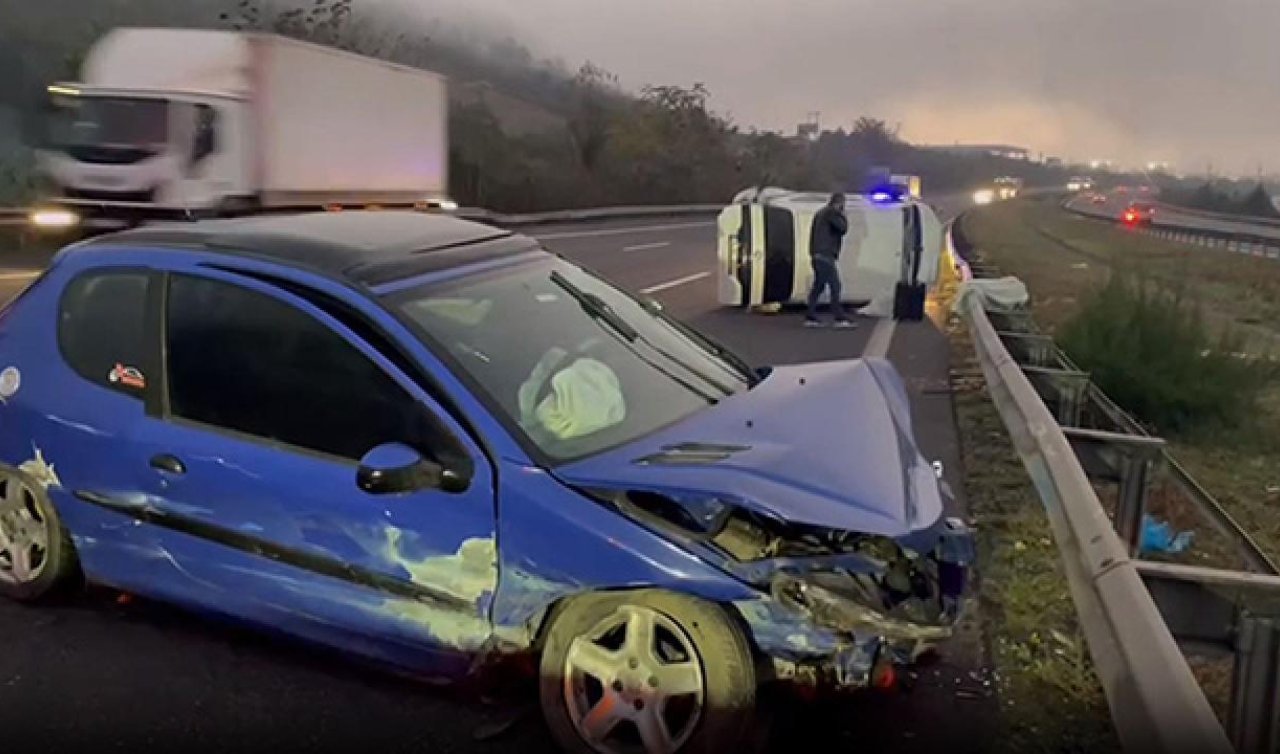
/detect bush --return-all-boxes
[1059,275,1276,437]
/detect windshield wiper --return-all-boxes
[550,271,724,403]
[643,300,761,387]
[551,271,638,342]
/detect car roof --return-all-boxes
[74,211,543,287]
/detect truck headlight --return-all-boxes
[30,208,80,230]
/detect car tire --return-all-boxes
[539,589,762,754]
[0,468,80,603]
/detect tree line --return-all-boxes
[0,0,1075,210]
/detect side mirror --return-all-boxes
[357,443,470,495]
[640,296,663,315]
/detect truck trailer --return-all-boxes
[31,27,451,230]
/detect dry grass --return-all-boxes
[963,197,1280,567]
[949,317,1120,753]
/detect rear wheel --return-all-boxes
[0,468,79,602]
[539,590,761,754]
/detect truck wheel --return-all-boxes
[0,468,80,602]
[539,590,762,754]
[215,196,260,218]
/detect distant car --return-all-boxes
[1090,194,1108,205]
[0,211,973,752]
[1124,201,1156,225]
[994,176,1022,200]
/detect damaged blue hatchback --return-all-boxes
[0,211,973,753]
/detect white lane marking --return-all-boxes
[640,272,710,295]
[864,317,897,359]
[0,271,40,281]
[623,241,671,252]
[536,221,710,241]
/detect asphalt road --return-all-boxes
[1066,188,1280,242]
[0,199,996,752]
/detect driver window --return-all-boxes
[166,274,454,462]
[192,104,218,164]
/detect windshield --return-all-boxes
[392,256,753,462]
[46,95,170,151]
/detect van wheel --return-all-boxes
[0,468,79,602]
[539,590,761,754]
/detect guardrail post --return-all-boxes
[1022,365,1090,427]
[1062,428,1166,555]
[996,331,1057,367]
[1231,614,1280,754]
[1116,452,1155,556]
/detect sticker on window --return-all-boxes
[0,366,20,402]
[108,363,146,390]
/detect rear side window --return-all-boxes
[58,270,151,399]
[166,274,455,462]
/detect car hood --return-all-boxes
[554,357,944,538]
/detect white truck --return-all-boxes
[31,28,451,231]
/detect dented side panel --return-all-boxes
[114,377,500,664]
[490,464,761,645]
[0,255,507,678]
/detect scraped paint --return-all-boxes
[18,446,61,490]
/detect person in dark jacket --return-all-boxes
[805,192,855,328]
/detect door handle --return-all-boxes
[149,454,187,476]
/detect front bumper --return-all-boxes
[735,516,974,691]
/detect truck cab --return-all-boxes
[29,27,450,233]
[37,82,250,224]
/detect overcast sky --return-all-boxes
[407,0,1280,177]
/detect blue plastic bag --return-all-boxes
[1140,515,1194,555]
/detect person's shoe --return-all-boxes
[803,317,826,328]
[833,319,858,329]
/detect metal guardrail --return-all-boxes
[0,204,724,230]
[458,204,723,227]
[1064,199,1280,258]
[959,285,1236,754]
[1155,201,1280,230]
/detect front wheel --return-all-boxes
[0,467,80,602]
[539,590,762,754]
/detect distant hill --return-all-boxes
[0,0,1077,211]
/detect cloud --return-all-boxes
[392,0,1280,175]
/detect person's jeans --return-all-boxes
[807,256,846,320]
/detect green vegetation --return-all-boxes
[963,197,1280,568]
[0,0,1076,209]
[1058,276,1277,437]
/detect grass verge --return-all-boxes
[963,196,1280,565]
[948,313,1119,753]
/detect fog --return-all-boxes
[400,0,1280,176]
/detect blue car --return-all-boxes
[0,211,972,753]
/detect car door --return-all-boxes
[82,268,499,674]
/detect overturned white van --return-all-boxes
[716,188,944,314]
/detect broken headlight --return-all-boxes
[768,519,974,642]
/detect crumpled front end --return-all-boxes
[583,483,976,691]
[733,514,974,690]
[556,357,978,691]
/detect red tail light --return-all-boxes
[1124,211,1137,223]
